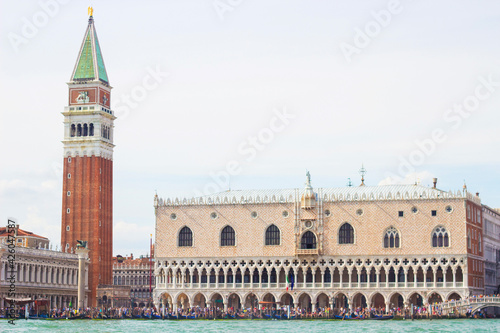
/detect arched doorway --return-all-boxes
[352,293,367,308]
[280,293,293,307]
[447,292,461,301]
[176,293,190,309]
[228,293,241,310]
[244,293,258,308]
[371,292,385,309]
[210,293,224,310]
[389,292,404,309]
[160,293,173,310]
[428,292,443,304]
[192,293,206,307]
[298,293,312,310]
[334,292,348,309]
[316,293,329,309]
[408,292,423,306]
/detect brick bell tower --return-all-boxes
[61,8,115,306]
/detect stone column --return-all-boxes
[376,269,380,288]
[321,271,325,288]
[348,270,352,289]
[75,246,90,309]
[385,271,389,288]
[452,268,456,288]
[432,269,437,288]
[404,269,408,288]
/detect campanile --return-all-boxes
[61,9,115,306]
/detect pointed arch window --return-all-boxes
[432,226,449,247]
[178,226,193,247]
[384,227,400,248]
[70,124,76,137]
[89,123,94,136]
[339,223,354,244]
[265,225,280,245]
[221,226,235,246]
[300,231,316,249]
[83,123,88,136]
[467,230,471,249]
[77,124,82,136]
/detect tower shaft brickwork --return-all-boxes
[60,13,115,306]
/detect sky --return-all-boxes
[1,0,500,257]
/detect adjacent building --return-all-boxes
[60,12,115,306]
[112,254,155,307]
[0,225,49,249]
[0,229,89,309]
[153,175,492,312]
[483,205,500,295]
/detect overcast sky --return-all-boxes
[1,0,499,257]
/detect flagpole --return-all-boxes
[149,234,152,305]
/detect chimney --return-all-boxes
[432,178,437,189]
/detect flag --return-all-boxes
[286,275,290,291]
[290,274,294,291]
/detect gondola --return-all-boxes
[371,315,393,320]
[334,314,360,320]
[67,314,90,320]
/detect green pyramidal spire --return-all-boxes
[71,15,109,84]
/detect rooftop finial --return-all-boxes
[359,164,367,186]
[88,6,93,17]
[306,170,311,186]
[347,178,352,187]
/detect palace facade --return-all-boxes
[153,175,495,312]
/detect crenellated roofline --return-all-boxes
[155,184,481,207]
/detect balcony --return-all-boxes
[295,248,319,255]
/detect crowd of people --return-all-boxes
[0,305,442,320]
[1,294,499,320]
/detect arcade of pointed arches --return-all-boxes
[155,289,463,312]
[155,255,466,311]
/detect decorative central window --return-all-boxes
[301,231,316,249]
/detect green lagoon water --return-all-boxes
[2,319,500,332]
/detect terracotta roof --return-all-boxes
[0,227,48,240]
